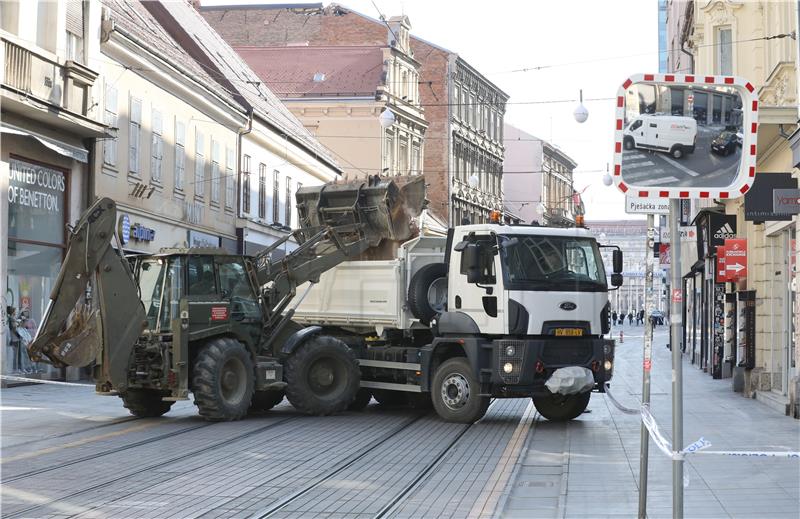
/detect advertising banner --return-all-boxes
[715,246,728,283]
[744,172,797,222]
[724,238,747,280]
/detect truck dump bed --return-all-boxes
[293,236,446,333]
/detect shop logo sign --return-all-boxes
[773,189,800,215]
[131,223,155,242]
[713,223,736,240]
[118,214,131,245]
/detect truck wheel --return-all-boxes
[348,388,372,411]
[408,262,448,325]
[120,389,173,418]
[372,389,407,407]
[285,336,360,415]
[249,390,284,413]
[532,391,591,421]
[670,145,684,159]
[623,137,635,151]
[431,357,489,423]
[192,338,255,421]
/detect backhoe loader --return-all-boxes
[28,176,425,421]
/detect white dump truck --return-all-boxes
[293,222,623,423]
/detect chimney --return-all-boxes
[387,15,411,53]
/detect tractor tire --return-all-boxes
[431,357,490,424]
[348,388,373,411]
[408,262,448,325]
[285,335,360,415]
[249,390,284,413]
[372,389,408,407]
[532,391,591,421]
[120,389,173,418]
[192,337,255,421]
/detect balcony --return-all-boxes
[2,35,105,137]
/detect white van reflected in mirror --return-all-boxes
[613,74,758,199]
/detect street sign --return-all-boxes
[612,73,758,199]
[715,245,729,283]
[724,238,747,280]
[672,288,683,303]
[626,196,670,214]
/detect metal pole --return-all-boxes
[638,213,656,519]
[669,199,684,517]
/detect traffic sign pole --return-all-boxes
[638,213,656,519]
[670,199,684,518]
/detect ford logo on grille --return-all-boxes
[559,301,577,311]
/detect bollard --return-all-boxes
[619,330,624,343]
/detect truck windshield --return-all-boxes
[137,257,183,332]
[501,235,607,292]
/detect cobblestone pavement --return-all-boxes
[1,322,798,518]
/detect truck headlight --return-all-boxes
[503,362,514,374]
[604,360,613,371]
[505,345,515,357]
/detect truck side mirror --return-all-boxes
[463,243,483,284]
[613,249,623,274]
[611,273,623,287]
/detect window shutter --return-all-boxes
[130,97,141,124]
[152,109,162,135]
[66,1,84,37]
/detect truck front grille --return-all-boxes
[496,340,526,384]
[541,343,593,366]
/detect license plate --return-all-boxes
[555,328,583,337]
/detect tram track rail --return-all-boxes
[3,415,302,519]
[2,420,212,483]
[3,415,141,450]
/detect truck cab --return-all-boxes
[423,224,620,422]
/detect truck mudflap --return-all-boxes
[27,198,145,391]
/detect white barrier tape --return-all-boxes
[603,382,640,415]
[603,384,799,460]
[0,375,94,387]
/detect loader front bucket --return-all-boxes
[295,175,426,247]
[27,197,145,392]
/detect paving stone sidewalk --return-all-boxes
[500,324,800,519]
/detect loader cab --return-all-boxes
[133,249,262,346]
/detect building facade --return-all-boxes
[668,0,799,416]
[503,124,578,225]
[1,0,105,379]
[200,3,508,226]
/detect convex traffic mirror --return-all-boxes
[613,74,758,199]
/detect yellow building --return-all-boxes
[670,0,799,416]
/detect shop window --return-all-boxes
[716,27,732,76]
[103,84,118,168]
[210,139,220,204]
[175,119,186,191]
[150,108,163,183]
[65,0,84,63]
[5,157,67,376]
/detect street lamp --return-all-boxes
[379,108,396,128]
[468,174,479,189]
[602,162,613,186]
[573,89,589,123]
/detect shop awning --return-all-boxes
[1,123,89,163]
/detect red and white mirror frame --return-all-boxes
[612,73,759,200]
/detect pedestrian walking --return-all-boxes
[612,311,618,326]
[637,309,645,325]
[628,312,633,325]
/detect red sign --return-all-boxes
[210,306,229,321]
[672,289,683,303]
[716,245,729,283]
[724,239,747,280]
[659,244,670,266]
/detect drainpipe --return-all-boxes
[236,108,253,254]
